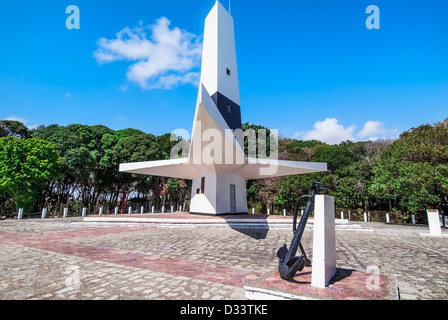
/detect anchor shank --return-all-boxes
[284,194,315,264]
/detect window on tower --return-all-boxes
[228,105,232,113]
[226,68,231,76]
[201,177,205,194]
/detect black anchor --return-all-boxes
[277,182,328,281]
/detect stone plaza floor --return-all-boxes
[0,215,447,300]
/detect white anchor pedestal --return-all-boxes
[311,195,337,289]
[419,209,448,238]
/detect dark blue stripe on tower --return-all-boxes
[211,92,242,131]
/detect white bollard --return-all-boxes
[18,208,24,220]
[283,209,286,216]
[386,213,390,224]
[171,205,174,213]
[341,212,344,220]
[128,207,132,215]
[140,206,144,214]
[427,210,442,236]
[162,206,165,214]
[311,195,337,288]
[152,206,155,214]
[267,208,270,216]
[99,207,103,216]
[114,207,118,216]
[63,208,68,219]
[41,208,47,219]
[364,212,368,222]
[252,208,255,215]
[82,208,87,217]
[411,215,416,225]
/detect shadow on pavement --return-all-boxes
[221,215,270,240]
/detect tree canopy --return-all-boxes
[0,136,61,214]
[0,118,447,222]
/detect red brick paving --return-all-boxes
[0,226,260,288]
[3,218,445,300]
[1,225,394,299]
[249,266,397,300]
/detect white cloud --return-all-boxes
[301,118,356,145]
[94,17,202,90]
[296,118,399,145]
[358,121,386,139]
[151,72,200,90]
[5,115,27,123]
[4,115,39,130]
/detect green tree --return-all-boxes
[0,137,61,215]
[0,120,30,139]
[370,120,448,218]
[242,123,273,158]
[32,124,97,209]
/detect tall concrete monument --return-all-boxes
[119,1,327,215]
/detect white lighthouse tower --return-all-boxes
[119,1,327,215]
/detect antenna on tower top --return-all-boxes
[229,0,231,14]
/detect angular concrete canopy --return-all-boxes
[119,1,327,215]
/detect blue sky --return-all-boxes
[0,0,447,144]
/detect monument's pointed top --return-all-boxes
[212,0,231,16]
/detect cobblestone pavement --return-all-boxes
[0,217,447,300]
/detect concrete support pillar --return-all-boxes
[311,195,337,289]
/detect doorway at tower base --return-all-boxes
[190,173,248,216]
